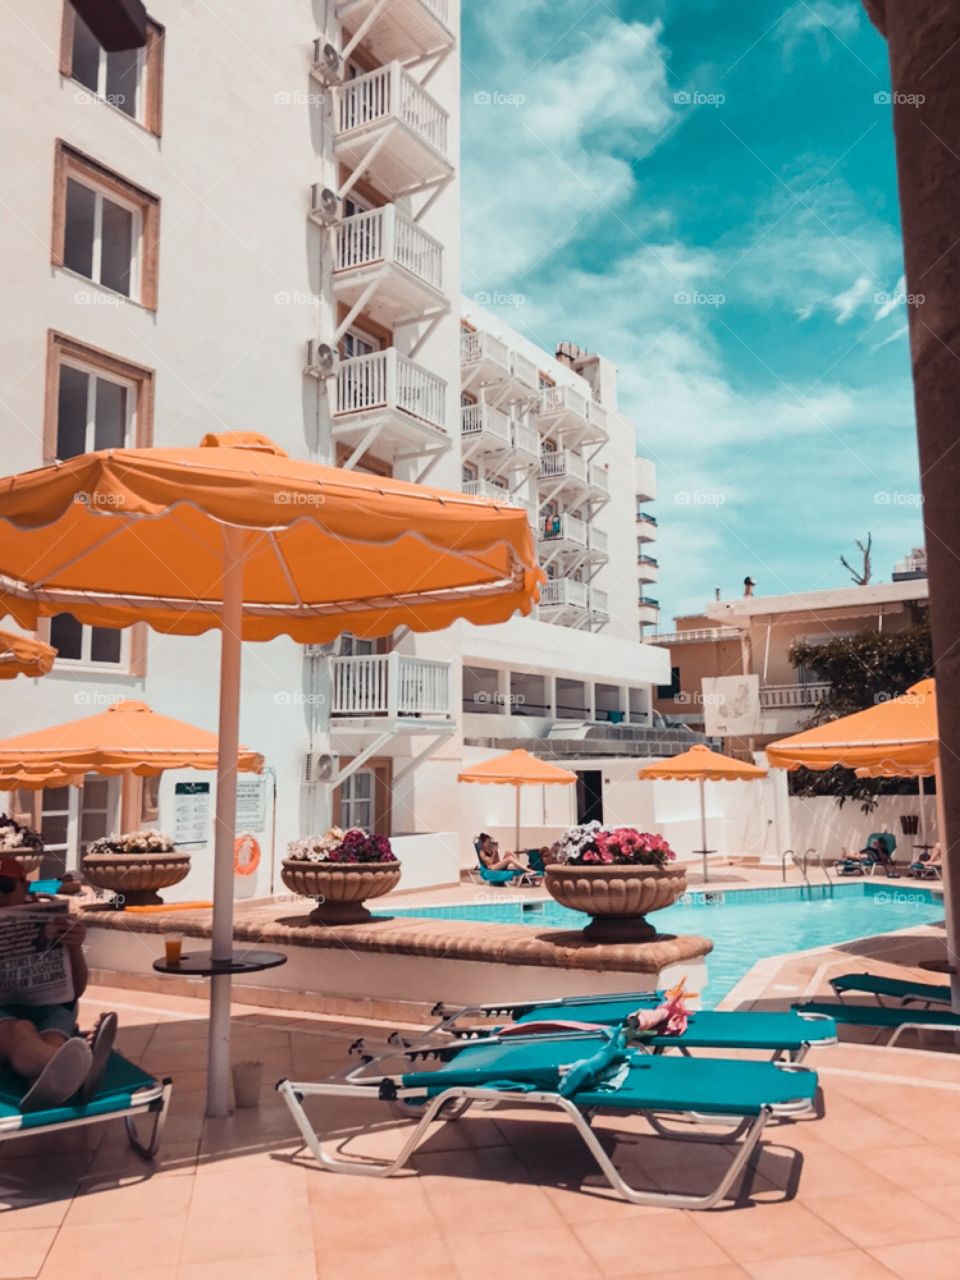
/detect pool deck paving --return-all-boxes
[3,865,956,1279]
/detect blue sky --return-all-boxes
[459,0,924,622]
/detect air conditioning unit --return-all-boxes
[311,39,343,85]
[304,641,337,657]
[304,751,339,784]
[305,340,339,379]
[309,184,340,227]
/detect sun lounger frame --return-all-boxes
[0,1078,172,1159]
[277,1048,815,1210]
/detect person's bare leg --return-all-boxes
[0,1019,62,1081]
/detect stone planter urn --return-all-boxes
[281,859,401,923]
[81,850,191,906]
[5,852,43,878]
[544,863,687,942]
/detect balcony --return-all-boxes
[512,420,540,462]
[538,512,587,556]
[584,399,609,444]
[589,587,610,624]
[637,554,659,584]
[539,578,589,618]
[760,683,831,710]
[584,524,609,565]
[587,463,610,499]
[335,63,451,196]
[330,652,452,724]
[635,455,656,502]
[333,206,446,325]
[636,511,658,543]
[333,347,448,461]
[461,401,512,454]
[462,331,539,402]
[336,0,455,65]
[538,384,589,437]
[539,449,587,494]
[637,596,660,627]
[510,351,539,395]
[648,627,742,646]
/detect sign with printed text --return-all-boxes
[702,675,761,738]
[236,776,267,833]
[174,781,211,846]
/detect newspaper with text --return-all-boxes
[0,903,75,1006]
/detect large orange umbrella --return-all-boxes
[0,627,56,680]
[0,698,263,803]
[458,749,577,853]
[765,679,937,777]
[0,432,542,1114]
[638,744,767,882]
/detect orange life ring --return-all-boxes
[234,834,261,876]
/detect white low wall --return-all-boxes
[787,794,937,860]
[390,831,460,891]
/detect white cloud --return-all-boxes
[832,274,873,323]
[779,1,861,58]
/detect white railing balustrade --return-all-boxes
[461,402,512,446]
[462,479,529,511]
[587,399,608,436]
[540,579,588,609]
[422,0,450,23]
[647,627,741,645]
[335,207,443,290]
[512,421,539,457]
[335,349,446,430]
[511,351,539,391]
[540,385,588,422]
[331,653,451,718]
[588,526,608,554]
[461,329,510,371]
[590,588,609,614]
[760,683,832,709]
[339,63,448,158]
[589,464,609,493]
[539,513,587,547]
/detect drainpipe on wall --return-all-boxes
[863,0,960,1007]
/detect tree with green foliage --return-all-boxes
[787,617,932,809]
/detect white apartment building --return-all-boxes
[0,1,686,893]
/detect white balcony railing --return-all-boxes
[539,512,587,548]
[590,587,609,615]
[589,464,609,494]
[335,348,446,430]
[648,627,741,645]
[461,402,512,447]
[540,578,588,609]
[588,526,608,555]
[511,351,539,391]
[331,653,451,718]
[512,421,539,458]
[539,450,587,484]
[422,0,449,21]
[461,329,510,371]
[587,399,608,436]
[540,384,588,422]
[335,206,443,292]
[760,683,832,709]
[339,63,448,157]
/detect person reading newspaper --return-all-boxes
[0,857,117,1111]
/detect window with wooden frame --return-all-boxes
[41,332,153,674]
[53,143,160,308]
[60,2,164,134]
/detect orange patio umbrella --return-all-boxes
[0,432,542,1115]
[0,699,263,830]
[765,679,937,778]
[458,749,577,853]
[0,627,56,680]
[638,744,767,883]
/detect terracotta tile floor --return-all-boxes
[2,949,959,1280]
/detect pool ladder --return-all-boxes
[781,848,833,894]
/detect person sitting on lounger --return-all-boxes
[0,857,116,1112]
[477,834,532,874]
[910,842,942,879]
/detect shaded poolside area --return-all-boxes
[3,924,960,1280]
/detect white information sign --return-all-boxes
[174,781,211,846]
[236,776,267,834]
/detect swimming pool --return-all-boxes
[385,883,944,1008]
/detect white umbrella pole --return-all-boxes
[515,785,521,855]
[699,777,709,884]
[207,533,245,1117]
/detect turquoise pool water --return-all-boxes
[385,883,944,1008]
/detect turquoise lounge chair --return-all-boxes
[413,992,836,1062]
[794,999,960,1047]
[278,1029,819,1209]
[830,972,951,1007]
[0,1052,171,1158]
